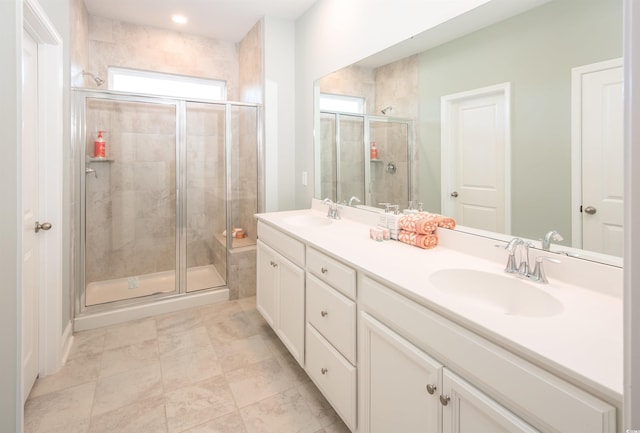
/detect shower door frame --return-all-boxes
[73,89,262,316]
[319,110,414,207]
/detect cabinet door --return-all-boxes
[256,241,278,327]
[360,312,442,433]
[441,369,539,433]
[277,255,305,364]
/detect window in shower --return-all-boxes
[319,93,365,114]
[109,67,227,100]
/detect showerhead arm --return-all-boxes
[82,70,104,86]
[381,106,393,115]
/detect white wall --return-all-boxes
[264,16,296,211]
[0,1,22,431]
[293,0,492,208]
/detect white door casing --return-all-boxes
[441,83,511,234]
[21,0,66,404]
[22,28,39,403]
[571,58,624,256]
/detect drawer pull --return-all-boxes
[321,310,328,317]
[321,267,328,274]
[439,395,450,406]
[426,384,437,395]
[321,368,328,375]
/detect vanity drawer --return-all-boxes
[306,323,357,431]
[257,221,305,267]
[306,274,356,364]
[307,247,356,299]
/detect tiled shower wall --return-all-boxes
[86,15,239,99]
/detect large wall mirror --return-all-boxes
[314,0,623,265]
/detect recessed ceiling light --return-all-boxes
[171,14,188,24]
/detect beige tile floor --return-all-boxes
[24,297,351,433]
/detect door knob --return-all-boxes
[450,191,459,198]
[35,221,52,233]
[584,206,597,215]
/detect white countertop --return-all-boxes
[256,205,623,405]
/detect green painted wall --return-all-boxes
[418,0,622,242]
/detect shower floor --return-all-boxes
[85,264,225,306]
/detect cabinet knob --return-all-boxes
[321,267,328,274]
[321,368,328,375]
[426,384,437,395]
[321,310,328,317]
[439,395,450,406]
[270,261,278,268]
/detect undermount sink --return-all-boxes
[283,214,332,227]
[429,269,564,317]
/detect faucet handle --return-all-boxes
[378,202,391,212]
[531,256,561,284]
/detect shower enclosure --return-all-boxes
[73,89,261,314]
[318,111,413,207]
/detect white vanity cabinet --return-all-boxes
[441,369,539,433]
[360,311,443,433]
[305,247,357,431]
[359,275,616,433]
[256,222,305,365]
[359,311,539,433]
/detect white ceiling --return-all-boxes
[83,0,318,42]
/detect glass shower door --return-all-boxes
[185,102,227,292]
[369,119,410,207]
[84,98,178,306]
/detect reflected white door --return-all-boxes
[575,60,624,256]
[22,29,39,402]
[441,83,511,234]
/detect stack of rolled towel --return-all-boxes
[397,212,456,249]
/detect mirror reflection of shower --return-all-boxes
[82,70,104,86]
[319,110,412,208]
[381,106,393,115]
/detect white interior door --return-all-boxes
[574,59,624,256]
[22,29,40,403]
[442,83,511,234]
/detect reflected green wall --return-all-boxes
[418,0,621,242]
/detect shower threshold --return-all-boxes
[85,264,225,306]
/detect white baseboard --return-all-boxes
[60,321,73,366]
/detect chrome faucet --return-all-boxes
[322,198,341,219]
[348,196,361,206]
[503,238,534,277]
[503,238,524,274]
[529,256,561,284]
[503,237,560,284]
[542,230,563,251]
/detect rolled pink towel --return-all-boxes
[398,213,438,234]
[417,212,457,230]
[398,230,438,249]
